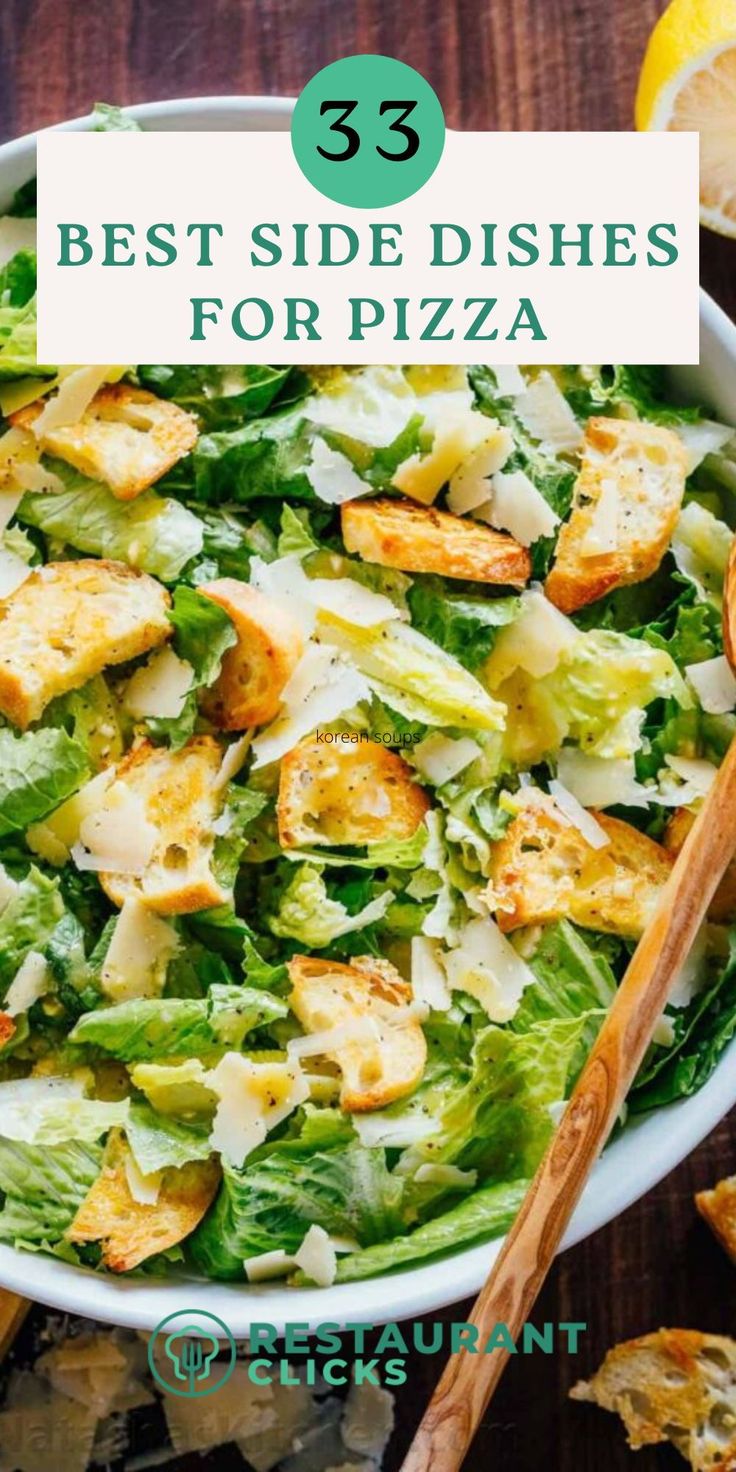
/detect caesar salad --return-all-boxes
[0,111,735,1290]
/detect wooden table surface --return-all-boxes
[1,2,735,1468]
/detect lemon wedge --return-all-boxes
[636,0,736,236]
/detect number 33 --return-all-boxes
[317,101,420,162]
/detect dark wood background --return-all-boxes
[0,1,735,1468]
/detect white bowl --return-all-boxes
[1,97,735,1336]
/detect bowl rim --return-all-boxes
[0,96,734,1336]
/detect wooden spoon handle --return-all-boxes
[0,1290,29,1360]
[402,736,736,1472]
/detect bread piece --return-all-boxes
[12,384,198,501]
[488,796,672,938]
[665,807,736,923]
[99,736,229,915]
[288,954,426,1112]
[570,1328,736,1470]
[546,416,687,613]
[696,1175,736,1263]
[67,1130,220,1272]
[277,736,430,849]
[199,579,305,731]
[0,559,171,728]
[341,497,531,585]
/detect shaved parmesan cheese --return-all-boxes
[32,366,116,438]
[557,748,650,809]
[413,733,481,786]
[490,364,526,397]
[686,654,736,714]
[0,545,31,597]
[308,575,401,626]
[307,366,414,447]
[123,1153,163,1206]
[580,477,619,556]
[444,915,535,1022]
[659,753,718,805]
[27,768,114,866]
[446,427,513,514]
[306,435,369,505]
[676,419,734,473]
[101,898,179,1003]
[244,1248,296,1282]
[413,1162,478,1188]
[214,733,252,791]
[123,648,193,720]
[548,778,610,849]
[0,1383,98,1472]
[73,782,157,874]
[653,1014,676,1048]
[0,214,36,266]
[287,1017,379,1059]
[254,552,402,627]
[480,468,559,546]
[5,951,49,1016]
[486,587,579,683]
[251,642,370,768]
[514,372,583,453]
[342,1381,395,1460]
[410,936,452,1011]
[207,1052,309,1167]
[352,1112,439,1148]
[394,415,497,506]
[294,1224,337,1287]
[11,460,64,494]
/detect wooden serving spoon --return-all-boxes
[402,541,736,1472]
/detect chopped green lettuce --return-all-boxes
[138,363,292,429]
[268,865,393,949]
[125,1101,212,1173]
[18,462,204,581]
[0,1138,102,1249]
[0,728,90,837]
[0,868,65,998]
[190,1110,404,1278]
[69,982,286,1061]
[407,581,521,672]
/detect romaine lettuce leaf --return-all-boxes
[18,462,204,581]
[138,364,292,429]
[0,1137,102,1248]
[190,1109,404,1278]
[0,867,65,998]
[330,1176,528,1283]
[69,982,286,1061]
[320,612,506,732]
[125,1100,212,1173]
[631,927,736,1111]
[267,864,393,949]
[0,728,89,837]
[146,584,236,747]
[407,580,520,672]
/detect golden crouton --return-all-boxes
[277,737,430,849]
[99,736,229,915]
[696,1175,736,1263]
[199,579,305,731]
[570,1328,736,1471]
[341,497,531,585]
[12,384,198,501]
[546,417,687,614]
[665,808,736,923]
[288,954,426,1112]
[0,560,171,729]
[488,798,672,938]
[67,1130,220,1272]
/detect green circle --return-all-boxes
[148,1309,236,1398]
[291,55,445,208]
